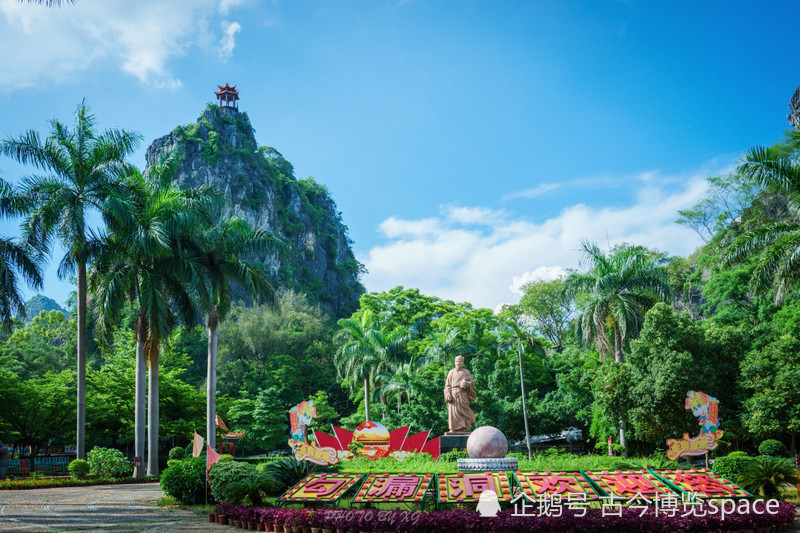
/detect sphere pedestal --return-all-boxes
[457,457,519,472]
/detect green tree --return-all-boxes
[228,387,287,451]
[216,291,338,403]
[723,131,800,305]
[625,303,720,444]
[333,311,413,422]
[739,336,800,454]
[0,310,74,379]
[564,241,673,453]
[90,160,210,475]
[1,101,140,459]
[534,345,596,436]
[0,369,76,467]
[513,278,573,351]
[677,171,762,243]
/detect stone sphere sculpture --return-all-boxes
[466,426,508,458]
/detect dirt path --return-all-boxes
[0,483,229,532]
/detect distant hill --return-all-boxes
[24,295,66,321]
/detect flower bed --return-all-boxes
[214,502,797,532]
[0,477,160,490]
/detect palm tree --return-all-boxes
[0,179,43,330]
[1,101,140,459]
[564,241,672,363]
[500,321,546,461]
[90,159,210,476]
[723,132,800,303]
[420,327,472,369]
[377,361,422,411]
[564,240,672,453]
[333,312,413,421]
[194,212,282,451]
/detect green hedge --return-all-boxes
[712,455,754,484]
[67,459,90,480]
[160,457,207,504]
[758,439,789,457]
[87,447,130,478]
[207,460,256,503]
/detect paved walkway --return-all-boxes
[0,483,230,532]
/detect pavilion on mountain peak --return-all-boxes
[215,83,239,110]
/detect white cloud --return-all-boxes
[359,171,710,310]
[509,266,568,294]
[502,183,561,201]
[218,0,244,15]
[0,0,244,88]
[219,21,242,59]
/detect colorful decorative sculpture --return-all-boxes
[288,400,338,465]
[666,391,724,460]
[313,423,441,460]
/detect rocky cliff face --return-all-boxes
[145,105,364,318]
[789,87,800,130]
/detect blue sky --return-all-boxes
[1,0,798,310]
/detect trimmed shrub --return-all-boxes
[727,451,749,458]
[758,439,789,457]
[160,456,207,504]
[207,460,256,502]
[712,455,753,484]
[168,447,186,461]
[68,459,90,480]
[86,447,130,478]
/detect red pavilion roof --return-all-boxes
[215,83,239,101]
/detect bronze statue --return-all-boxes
[444,355,476,434]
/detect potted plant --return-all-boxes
[270,509,286,533]
[259,507,278,531]
[216,503,233,525]
[308,509,324,533]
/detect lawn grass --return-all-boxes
[335,452,670,474]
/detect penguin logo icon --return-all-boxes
[476,490,500,517]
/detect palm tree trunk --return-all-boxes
[364,377,370,421]
[76,261,87,459]
[206,306,218,451]
[134,312,146,478]
[613,324,624,363]
[146,347,160,476]
[613,323,627,456]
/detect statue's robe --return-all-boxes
[444,367,477,432]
